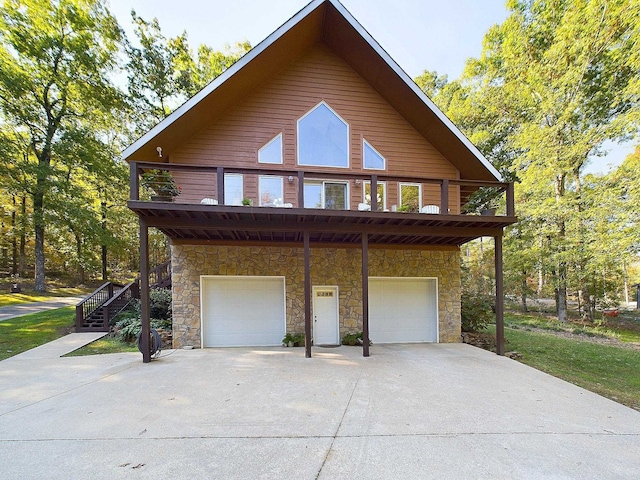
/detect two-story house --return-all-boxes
[124,0,516,362]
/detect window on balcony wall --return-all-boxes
[298,102,349,168]
[303,180,349,210]
[224,173,243,205]
[259,175,284,207]
[363,181,386,211]
[399,183,421,213]
[258,133,283,164]
[363,139,385,170]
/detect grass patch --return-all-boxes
[64,335,139,357]
[490,324,640,411]
[0,287,90,307]
[0,307,75,361]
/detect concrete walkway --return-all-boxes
[7,332,109,359]
[0,296,85,322]
[0,343,638,479]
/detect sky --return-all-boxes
[108,0,635,174]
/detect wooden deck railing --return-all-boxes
[130,162,515,217]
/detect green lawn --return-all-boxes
[0,287,90,307]
[0,307,75,361]
[64,336,138,356]
[489,323,640,411]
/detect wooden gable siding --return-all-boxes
[171,44,460,212]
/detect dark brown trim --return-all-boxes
[170,238,461,251]
[304,230,312,358]
[130,162,139,201]
[217,166,225,203]
[495,235,505,356]
[138,214,507,238]
[441,179,449,213]
[361,233,370,357]
[139,219,151,363]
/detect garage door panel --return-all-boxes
[369,278,438,344]
[202,276,285,347]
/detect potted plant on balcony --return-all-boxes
[141,169,181,202]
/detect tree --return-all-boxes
[452,0,640,321]
[0,0,123,291]
[125,11,250,134]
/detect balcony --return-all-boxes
[128,162,516,248]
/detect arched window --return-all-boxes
[297,102,349,168]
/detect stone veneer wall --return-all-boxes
[171,245,461,348]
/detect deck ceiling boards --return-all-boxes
[123,0,499,182]
[129,201,516,247]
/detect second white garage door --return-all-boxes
[201,276,285,347]
[369,277,438,343]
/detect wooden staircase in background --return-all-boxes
[75,260,171,332]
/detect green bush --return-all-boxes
[112,288,173,341]
[115,316,171,341]
[461,293,494,332]
[342,331,362,346]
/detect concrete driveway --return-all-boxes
[0,344,638,479]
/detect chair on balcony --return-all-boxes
[420,205,440,214]
[200,198,218,205]
[358,203,371,211]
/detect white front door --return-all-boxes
[313,286,339,345]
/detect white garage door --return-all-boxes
[369,277,438,343]
[201,276,285,347]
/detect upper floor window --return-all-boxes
[399,183,422,213]
[224,173,243,205]
[304,180,349,210]
[297,102,349,168]
[363,139,385,170]
[259,134,283,164]
[259,175,283,207]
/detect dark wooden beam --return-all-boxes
[141,215,505,238]
[298,171,305,208]
[304,230,312,358]
[217,166,224,204]
[370,175,378,212]
[441,179,449,214]
[361,233,370,357]
[139,219,151,363]
[495,234,505,356]
[130,162,139,201]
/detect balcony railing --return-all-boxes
[129,161,515,217]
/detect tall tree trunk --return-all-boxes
[33,150,50,292]
[520,271,528,313]
[101,201,108,281]
[74,231,85,285]
[11,196,17,276]
[19,196,26,276]
[555,174,568,323]
[33,191,46,292]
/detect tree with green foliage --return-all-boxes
[0,0,123,291]
[425,0,640,321]
[126,11,250,134]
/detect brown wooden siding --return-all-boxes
[171,43,460,212]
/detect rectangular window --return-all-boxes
[259,176,283,207]
[363,181,386,211]
[224,174,243,206]
[303,180,349,209]
[399,183,421,213]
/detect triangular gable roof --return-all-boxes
[122,0,501,182]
